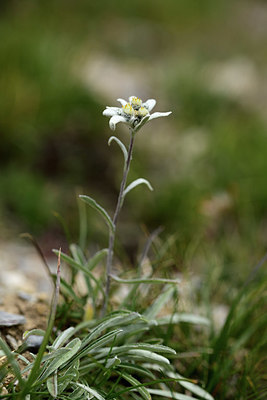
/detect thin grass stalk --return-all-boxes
[19,249,61,399]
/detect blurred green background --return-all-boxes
[1,0,267,281]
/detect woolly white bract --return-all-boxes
[103,96,172,132]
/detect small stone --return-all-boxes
[0,311,26,327]
[6,335,18,350]
[17,291,36,303]
[25,335,44,354]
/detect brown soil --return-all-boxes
[0,292,49,348]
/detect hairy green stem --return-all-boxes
[101,131,135,316]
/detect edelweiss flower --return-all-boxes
[103,96,172,132]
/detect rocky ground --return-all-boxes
[0,241,56,349]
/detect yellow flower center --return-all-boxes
[137,106,149,117]
[123,103,134,115]
[130,97,143,108]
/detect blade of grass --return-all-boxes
[0,337,24,389]
[53,249,105,297]
[20,233,55,289]
[77,189,88,251]
[110,275,180,285]
[19,248,61,399]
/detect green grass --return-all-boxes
[1,1,267,398]
[0,242,213,399]
[1,225,265,399]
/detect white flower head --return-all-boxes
[103,96,172,132]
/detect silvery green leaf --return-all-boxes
[74,383,105,400]
[22,329,45,340]
[148,388,198,400]
[108,343,176,355]
[83,312,140,343]
[157,313,210,326]
[70,243,86,264]
[17,354,31,365]
[110,275,179,285]
[0,336,23,387]
[126,349,170,365]
[167,371,214,400]
[79,195,115,233]
[143,364,214,400]
[60,277,84,305]
[47,372,58,398]
[53,250,105,297]
[108,136,128,167]
[41,348,70,362]
[40,338,81,381]
[119,363,155,379]
[78,329,123,360]
[70,385,88,399]
[123,178,153,198]
[144,286,175,320]
[114,323,149,340]
[121,372,151,400]
[57,360,80,394]
[86,248,108,271]
[105,355,121,369]
[52,327,75,349]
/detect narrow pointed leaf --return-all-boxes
[107,343,176,355]
[52,327,75,349]
[47,372,58,398]
[119,363,155,379]
[105,355,121,369]
[108,136,128,166]
[125,349,170,365]
[86,248,108,271]
[123,178,153,198]
[79,195,114,233]
[82,312,140,345]
[110,275,179,285]
[143,364,214,400]
[40,338,81,381]
[121,372,151,400]
[0,337,23,387]
[70,243,86,265]
[157,313,210,326]
[144,286,175,319]
[60,277,84,305]
[76,329,123,361]
[148,388,198,400]
[73,383,105,400]
[53,250,105,297]
[23,329,45,340]
[167,371,214,400]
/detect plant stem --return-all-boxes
[101,131,135,316]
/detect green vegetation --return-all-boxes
[0,0,266,399]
